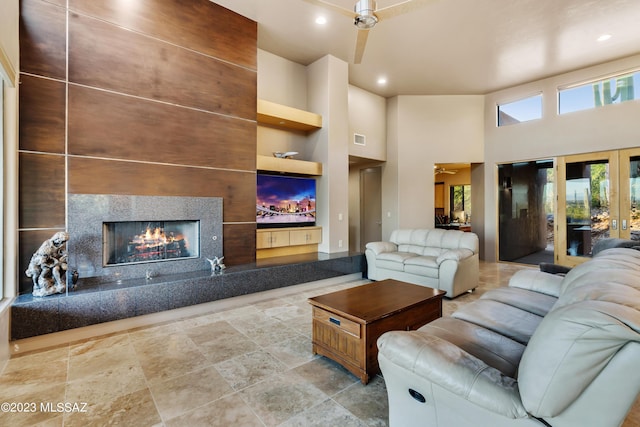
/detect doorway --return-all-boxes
[433,163,472,230]
[360,167,382,251]
[556,148,640,267]
[497,160,555,265]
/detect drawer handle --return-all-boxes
[329,317,341,326]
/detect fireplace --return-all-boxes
[103,220,200,266]
[68,194,222,287]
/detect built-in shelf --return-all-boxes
[257,99,322,132]
[257,155,323,176]
[256,226,322,259]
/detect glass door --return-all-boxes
[619,148,640,242]
[556,151,619,267]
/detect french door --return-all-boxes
[556,148,640,267]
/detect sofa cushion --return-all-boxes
[452,300,544,345]
[391,229,430,255]
[480,287,557,317]
[509,269,564,298]
[376,251,418,271]
[404,255,440,278]
[418,317,526,378]
[560,250,640,295]
[518,300,640,417]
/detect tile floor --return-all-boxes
[0,261,638,426]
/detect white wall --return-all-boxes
[348,85,386,161]
[256,50,313,159]
[483,53,640,261]
[0,0,19,367]
[307,55,350,252]
[384,95,485,236]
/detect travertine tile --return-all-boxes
[133,333,210,384]
[239,371,329,427]
[65,363,147,405]
[0,359,68,398]
[67,339,138,382]
[264,334,317,368]
[292,357,359,396]
[149,365,233,420]
[63,387,161,427]
[281,398,368,427]
[214,349,286,391]
[0,383,66,427]
[333,375,389,427]
[164,393,263,427]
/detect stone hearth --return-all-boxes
[11,252,365,340]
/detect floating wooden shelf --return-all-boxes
[257,155,323,176]
[257,99,322,132]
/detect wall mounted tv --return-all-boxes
[257,173,316,229]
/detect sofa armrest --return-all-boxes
[378,330,528,419]
[365,241,397,255]
[508,269,564,298]
[436,248,474,265]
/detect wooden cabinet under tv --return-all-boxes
[257,226,322,259]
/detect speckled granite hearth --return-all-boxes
[11,252,365,340]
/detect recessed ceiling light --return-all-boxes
[315,16,327,25]
[377,76,387,85]
[597,34,612,42]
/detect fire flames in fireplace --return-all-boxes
[128,226,186,262]
[104,220,199,266]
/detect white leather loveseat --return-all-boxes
[365,229,479,298]
[377,247,640,427]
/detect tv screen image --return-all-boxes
[257,174,316,228]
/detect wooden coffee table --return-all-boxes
[308,279,446,384]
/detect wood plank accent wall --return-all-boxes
[18,0,257,293]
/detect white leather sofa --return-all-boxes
[365,229,479,298]
[377,247,640,427]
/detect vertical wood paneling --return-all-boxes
[68,85,256,171]
[68,157,256,223]
[224,223,257,266]
[19,0,67,79]
[68,13,256,120]
[19,74,66,153]
[69,0,257,70]
[19,0,258,292]
[19,153,66,229]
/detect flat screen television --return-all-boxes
[257,174,316,228]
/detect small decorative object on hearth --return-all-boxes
[206,256,225,274]
[26,231,69,297]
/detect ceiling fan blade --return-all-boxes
[300,0,355,19]
[354,29,369,64]
[376,0,438,21]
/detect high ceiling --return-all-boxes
[212,0,640,98]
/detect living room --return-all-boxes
[1,0,640,424]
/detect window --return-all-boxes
[450,185,471,222]
[497,94,543,126]
[559,70,640,114]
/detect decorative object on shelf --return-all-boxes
[273,151,299,159]
[206,256,225,274]
[26,231,69,297]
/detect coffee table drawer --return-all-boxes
[313,307,360,338]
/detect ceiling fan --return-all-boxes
[302,0,434,64]
[434,166,457,175]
